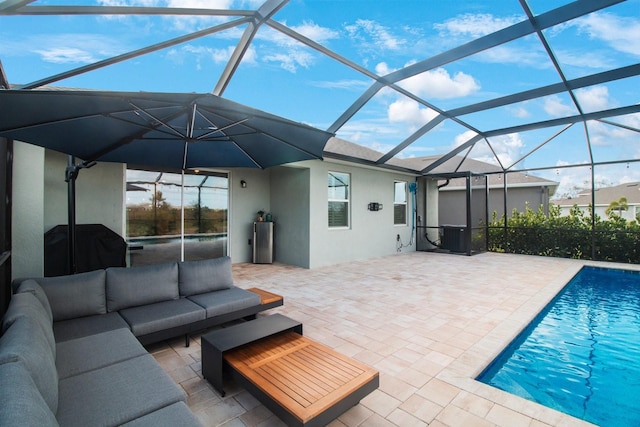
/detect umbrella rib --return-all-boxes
[129,101,187,139]
[195,111,250,140]
[85,105,189,162]
[196,104,325,159]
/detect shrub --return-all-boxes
[488,203,640,264]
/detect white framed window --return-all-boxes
[328,171,350,228]
[394,181,407,225]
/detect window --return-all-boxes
[328,172,350,228]
[394,181,407,225]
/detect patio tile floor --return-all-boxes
[148,251,607,426]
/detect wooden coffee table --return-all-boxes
[201,315,379,427]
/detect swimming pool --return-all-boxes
[477,266,640,426]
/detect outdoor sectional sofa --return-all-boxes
[0,256,268,426]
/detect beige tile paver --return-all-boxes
[150,251,618,426]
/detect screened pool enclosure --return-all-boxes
[2,0,640,312]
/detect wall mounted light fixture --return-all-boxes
[240,180,247,188]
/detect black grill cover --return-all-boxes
[45,224,126,277]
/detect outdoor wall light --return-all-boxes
[368,202,383,211]
[240,180,247,188]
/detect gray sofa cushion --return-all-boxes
[119,299,205,337]
[107,262,179,312]
[0,361,59,427]
[53,312,130,343]
[2,292,56,356]
[0,316,58,413]
[187,286,261,318]
[35,270,106,321]
[179,256,233,296]
[57,354,186,427]
[56,328,148,380]
[15,279,53,322]
[120,402,202,427]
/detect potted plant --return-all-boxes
[257,210,265,222]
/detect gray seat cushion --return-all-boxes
[0,315,58,413]
[34,270,107,321]
[120,402,202,427]
[119,298,205,337]
[106,262,179,312]
[56,328,148,380]
[53,312,130,343]
[14,279,53,322]
[57,354,186,427]
[179,256,233,296]
[0,361,59,427]
[2,292,55,356]
[187,286,261,318]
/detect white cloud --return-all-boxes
[543,95,575,117]
[311,79,370,91]
[376,62,480,100]
[255,21,337,73]
[263,49,314,73]
[98,0,236,30]
[508,105,531,118]
[553,49,612,69]
[575,12,640,56]
[345,19,405,52]
[167,44,256,67]
[291,21,339,44]
[402,68,480,99]
[475,44,548,68]
[35,47,97,64]
[31,34,121,64]
[450,131,524,168]
[434,13,523,38]
[575,85,615,113]
[387,99,438,129]
[453,130,479,148]
[467,133,525,167]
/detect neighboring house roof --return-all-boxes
[553,182,640,206]
[324,139,558,193]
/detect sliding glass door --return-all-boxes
[125,169,228,266]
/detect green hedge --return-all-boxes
[488,204,640,264]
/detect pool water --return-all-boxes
[477,266,640,426]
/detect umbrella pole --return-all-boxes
[181,169,185,262]
[64,156,97,275]
[65,156,79,275]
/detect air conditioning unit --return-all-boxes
[441,225,467,253]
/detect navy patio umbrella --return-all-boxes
[0,89,333,271]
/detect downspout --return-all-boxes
[465,174,472,255]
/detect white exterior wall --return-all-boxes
[269,166,311,268]
[308,160,415,269]
[228,168,271,263]
[12,143,45,278]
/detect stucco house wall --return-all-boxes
[12,145,422,277]
[308,160,415,269]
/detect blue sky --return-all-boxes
[1,0,639,197]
